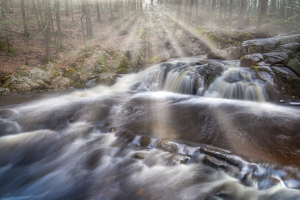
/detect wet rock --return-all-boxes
[157,140,178,153]
[207,49,231,60]
[271,66,300,96]
[115,68,130,74]
[275,43,300,52]
[140,136,151,147]
[287,58,300,76]
[51,76,73,90]
[132,152,148,160]
[200,146,240,166]
[63,68,80,82]
[149,52,170,64]
[96,72,117,86]
[263,52,289,65]
[241,34,300,55]
[203,155,228,169]
[197,62,227,89]
[240,53,264,67]
[9,83,31,93]
[0,88,10,96]
[15,65,29,76]
[85,79,97,88]
[240,173,254,186]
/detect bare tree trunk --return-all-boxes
[65,0,69,16]
[182,0,195,42]
[1,3,11,52]
[237,0,247,29]
[55,0,62,57]
[45,18,51,63]
[280,0,286,18]
[80,12,87,51]
[271,0,277,13]
[3,0,11,13]
[173,0,181,35]
[195,0,198,26]
[218,0,223,25]
[71,0,75,22]
[86,3,93,39]
[210,0,216,27]
[96,0,101,22]
[32,0,41,30]
[287,0,295,18]
[21,0,30,37]
[256,0,268,30]
[229,0,233,30]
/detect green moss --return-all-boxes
[149,55,160,63]
[95,52,109,73]
[115,68,129,74]
[251,65,259,70]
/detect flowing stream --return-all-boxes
[1,58,300,200]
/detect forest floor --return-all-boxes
[1,5,299,78]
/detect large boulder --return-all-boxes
[241,34,300,55]
[95,53,110,73]
[63,68,80,82]
[85,72,117,88]
[15,65,29,76]
[51,77,73,90]
[287,58,300,76]
[21,77,50,90]
[197,62,227,89]
[2,75,22,88]
[240,53,264,67]
[0,88,10,96]
[9,83,31,93]
[207,49,231,60]
[262,52,289,65]
[271,66,300,97]
[29,67,61,85]
[149,52,170,64]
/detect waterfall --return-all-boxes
[205,69,265,102]
[163,68,195,94]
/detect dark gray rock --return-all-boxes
[202,155,228,169]
[263,52,289,65]
[200,146,240,166]
[287,58,300,76]
[240,53,264,67]
[157,140,178,153]
[132,152,148,160]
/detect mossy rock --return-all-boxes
[16,65,29,76]
[287,58,300,76]
[95,53,109,73]
[115,68,130,74]
[149,52,170,64]
[63,68,80,82]
[74,80,86,89]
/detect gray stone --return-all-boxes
[207,49,231,60]
[241,34,300,55]
[21,77,40,90]
[10,83,31,93]
[29,67,61,85]
[51,77,73,90]
[157,140,178,153]
[240,53,264,67]
[287,58,300,76]
[202,155,228,169]
[85,79,97,88]
[263,52,289,65]
[2,75,23,88]
[149,52,170,64]
[132,152,148,160]
[45,62,56,71]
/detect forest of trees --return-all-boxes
[1,0,300,74]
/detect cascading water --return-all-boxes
[1,58,300,200]
[205,68,266,102]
